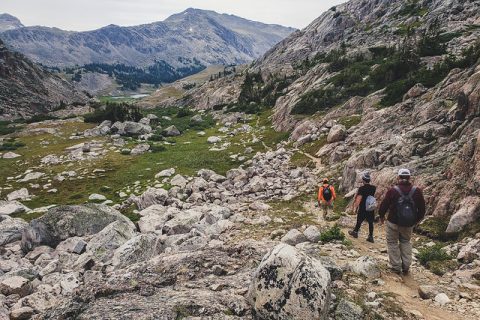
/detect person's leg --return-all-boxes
[398,226,413,272]
[353,211,366,232]
[366,211,374,242]
[386,221,402,273]
[322,203,328,218]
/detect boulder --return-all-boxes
[434,293,450,306]
[155,168,175,178]
[191,114,203,123]
[0,200,30,215]
[281,229,308,246]
[163,125,181,136]
[247,243,331,320]
[112,234,160,269]
[131,143,150,155]
[457,238,480,263]
[249,201,271,211]
[350,256,380,279]
[21,204,135,252]
[246,176,267,193]
[2,152,21,159]
[327,125,347,143]
[115,121,152,136]
[0,276,31,297]
[207,136,222,144]
[40,155,62,165]
[130,187,169,210]
[84,220,136,263]
[446,197,480,233]
[303,226,321,243]
[335,299,364,320]
[6,188,29,201]
[19,172,45,182]
[138,205,176,233]
[56,237,87,254]
[88,193,106,202]
[404,83,427,100]
[171,174,188,188]
[0,217,28,246]
[162,209,203,235]
[418,285,440,299]
[9,306,34,320]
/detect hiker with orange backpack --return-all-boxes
[318,178,336,219]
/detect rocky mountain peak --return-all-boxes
[0,13,24,32]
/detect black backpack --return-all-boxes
[394,186,417,227]
[322,185,332,202]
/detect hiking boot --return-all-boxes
[367,235,374,243]
[390,268,402,275]
[348,230,358,238]
[402,269,410,275]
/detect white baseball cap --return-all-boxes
[398,168,411,176]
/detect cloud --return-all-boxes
[0,0,347,31]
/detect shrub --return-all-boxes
[148,134,164,142]
[176,108,193,118]
[417,244,456,275]
[84,102,143,123]
[0,121,15,136]
[320,225,345,243]
[417,244,451,265]
[25,114,58,124]
[0,140,26,151]
[150,144,167,153]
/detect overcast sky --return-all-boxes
[1,0,347,31]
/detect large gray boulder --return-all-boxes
[0,200,30,215]
[85,220,136,263]
[327,125,347,143]
[130,187,169,210]
[162,209,203,235]
[112,121,152,136]
[335,299,364,320]
[349,256,380,279]
[21,204,135,252]
[163,125,181,137]
[0,217,28,246]
[247,243,331,320]
[446,196,480,233]
[112,234,161,269]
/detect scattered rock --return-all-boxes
[6,188,29,201]
[281,229,308,246]
[350,256,380,279]
[247,243,331,320]
[303,225,321,243]
[0,200,30,215]
[163,125,181,136]
[327,125,347,143]
[335,298,364,320]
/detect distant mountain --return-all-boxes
[0,13,24,32]
[0,39,88,119]
[0,9,296,68]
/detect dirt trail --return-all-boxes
[349,226,464,320]
[303,191,468,320]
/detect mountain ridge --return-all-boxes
[0,9,296,68]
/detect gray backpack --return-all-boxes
[394,186,417,227]
[365,195,377,212]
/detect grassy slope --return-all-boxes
[1,109,289,216]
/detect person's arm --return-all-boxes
[378,189,392,223]
[331,186,337,201]
[415,188,426,223]
[318,187,323,204]
[354,195,362,213]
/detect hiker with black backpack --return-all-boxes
[378,169,426,275]
[348,172,377,243]
[318,178,336,219]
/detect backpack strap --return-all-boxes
[393,186,405,197]
[407,186,417,200]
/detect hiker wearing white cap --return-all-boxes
[378,168,426,275]
[349,172,377,243]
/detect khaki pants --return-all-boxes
[386,221,413,272]
[321,202,333,217]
